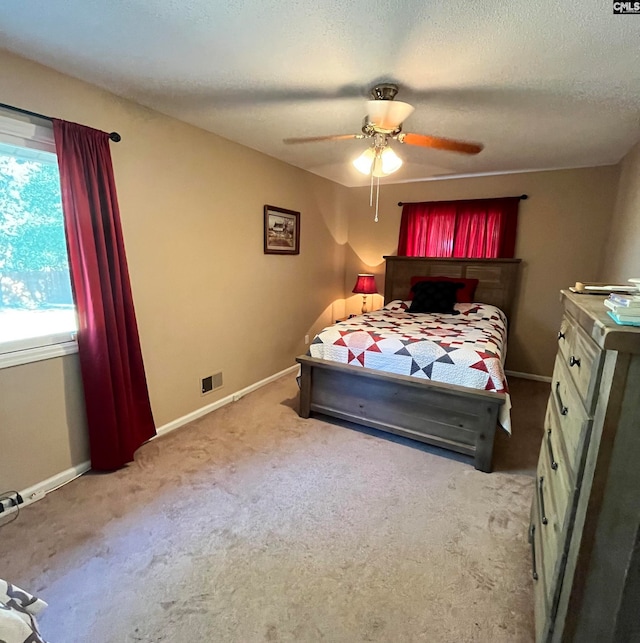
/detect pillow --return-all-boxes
[408,281,463,314]
[409,276,479,303]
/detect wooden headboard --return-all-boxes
[383,256,522,320]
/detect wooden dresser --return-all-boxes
[531,290,640,643]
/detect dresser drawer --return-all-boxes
[550,354,592,469]
[530,519,549,641]
[560,320,603,413]
[536,448,563,581]
[556,314,574,363]
[543,400,573,529]
[530,488,553,622]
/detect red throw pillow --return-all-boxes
[409,276,479,303]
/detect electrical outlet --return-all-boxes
[304,334,309,345]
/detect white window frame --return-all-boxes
[0,111,78,369]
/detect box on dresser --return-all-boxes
[531,290,640,643]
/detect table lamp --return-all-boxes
[352,274,378,314]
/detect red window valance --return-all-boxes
[397,196,520,258]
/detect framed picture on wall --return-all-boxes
[264,205,300,255]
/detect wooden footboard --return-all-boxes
[297,355,505,473]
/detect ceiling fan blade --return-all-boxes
[283,134,361,144]
[366,100,415,131]
[399,133,484,155]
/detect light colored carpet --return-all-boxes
[0,375,548,642]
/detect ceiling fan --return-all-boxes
[284,83,484,221]
[283,83,484,169]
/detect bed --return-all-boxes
[296,256,521,473]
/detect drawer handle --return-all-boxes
[547,429,559,470]
[529,524,539,581]
[569,355,581,368]
[555,381,569,416]
[557,330,566,341]
[538,476,548,525]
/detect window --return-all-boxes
[0,112,77,368]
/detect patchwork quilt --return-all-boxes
[309,300,511,431]
[0,579,48,643]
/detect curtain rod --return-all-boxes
[0,101,122,142]
[397,194,528,206]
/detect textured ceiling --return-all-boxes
[1,0,639,187]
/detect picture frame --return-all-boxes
[264,205,300,255]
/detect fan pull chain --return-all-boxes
[369,170,374,207]
[374,176,380,222]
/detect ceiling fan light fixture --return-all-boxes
[353,147,376,175]
[366,100,415,132]
[371,159,386,178]
[380,146,402,175]
[354,145,403,177]
[371,156,391,178]
[353,142,404,222]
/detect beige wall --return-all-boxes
[0,356,89,491]
[600,142,640,281]
[345,167,620,377]
[0,50,349,491]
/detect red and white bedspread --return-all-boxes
[309,300,511,431]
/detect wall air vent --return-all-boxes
[201,372,223,395]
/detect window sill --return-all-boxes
[0,340,78,370]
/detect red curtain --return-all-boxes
[397,197,520,258]
[53,119,155,471]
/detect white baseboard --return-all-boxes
[10,364,300,515]
[506,369,552,383]
[155,363,299,438]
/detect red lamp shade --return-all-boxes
[352,274,377,295]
